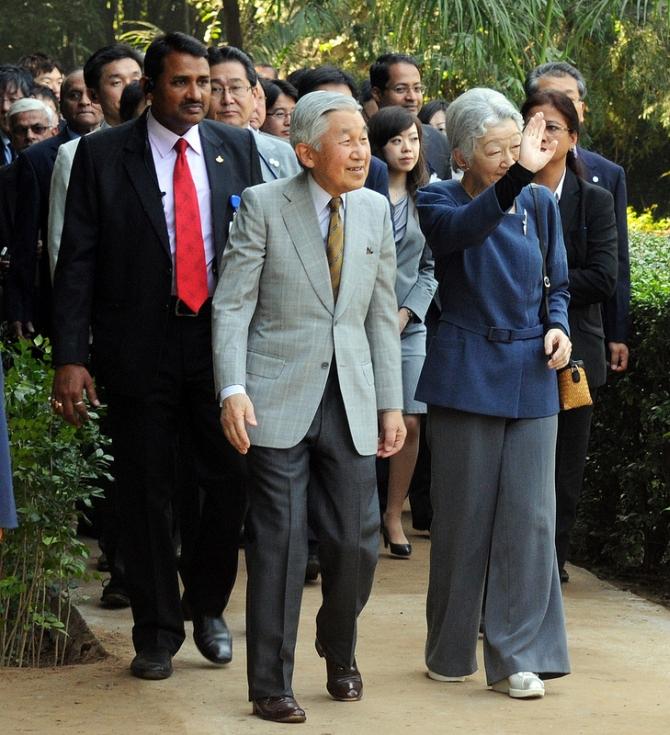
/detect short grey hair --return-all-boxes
[8,97,56,127]
[290,91,362,151]
[524,61,587,100]
[446,88,522,172]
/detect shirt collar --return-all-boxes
[307,173,347,215]
[147,109,202,158]
[554,167,567,201]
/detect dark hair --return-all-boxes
[286,68,308,88]
[207,45,257,86]
[119,81,146,122]
[359,79,374,104]
[18,52,62,78]
[296,66,358,98]
[144,33,207,88]
[418,99,448,126]
[83,44,143,91]
[524,61,587,100]
[369,53,420,92]
[368,105,428,198]
[31,83,58,110]
[521,90,585,179]
[264,79,298,109]
[0,64,33,97]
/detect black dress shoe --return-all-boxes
[315,639,363,701]
[192,614,232,664]
[305,553,320,583]
[559,567,570,584]
[381,524,412,558]
[252,696,306,723]
[130,647,173,680]
[100,577,130,609]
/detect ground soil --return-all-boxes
[1,525,670,734]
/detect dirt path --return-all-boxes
[2,529,670,734]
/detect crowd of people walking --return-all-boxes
[0,30,630,723]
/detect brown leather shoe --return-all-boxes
[315,639,363,701]
[252,696,306,723]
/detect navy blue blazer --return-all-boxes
[578,146,630,344]
[5,127,74,329]
[365,155,390,199]
[0,358,16,530]
[415,180,569,419]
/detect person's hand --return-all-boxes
[377,410,407,458]
[545,328,571,370]
[52,364,100,427]
[608,342,629,372]
[398,308,411,334]
[221,393,257,454]
[11,321,35,339]
[518,111,558,173]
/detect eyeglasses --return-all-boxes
[12,124,49,135]
[544,123,571,136]
[210,83,252,99]
[266,108,294,120]
[387,84,425,96]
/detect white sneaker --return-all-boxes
[491,671,545,699]
[427,669,465,682]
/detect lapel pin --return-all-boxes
[269,157,280,168]
[216,155,224,163]
[592,175,599,183]
[366,247,374,255]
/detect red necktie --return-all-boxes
[173,138,207,312]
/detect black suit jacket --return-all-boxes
[577,146,630,343]
[5,127,73,328]
[559,169,618,389]
[422,124,451,180]
[52,113,262,396]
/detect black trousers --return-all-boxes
[107,303,246,654]
[554,388,597,570]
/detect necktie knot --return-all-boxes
[175,138,188,156]
[329,196,342,213]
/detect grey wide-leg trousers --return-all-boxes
[425,406,570,685]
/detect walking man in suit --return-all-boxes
[212,91,406,723]
[51,32,262,680]
[525,61,630,373]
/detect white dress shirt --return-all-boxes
[146,109,215,294]
[220,173,347,403]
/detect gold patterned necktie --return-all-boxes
[326,196,344,299]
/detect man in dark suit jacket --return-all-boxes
[525,61,630,372]
[6,70,103,338]
[370,53,451,181]
[51,32,262,680]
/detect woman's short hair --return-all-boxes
[446,88,521,172]
[264,78,298,109]
[290,91,361,151]
[368,105,428,196]
[418,99,448,126]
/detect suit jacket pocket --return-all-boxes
[246,350,286,379]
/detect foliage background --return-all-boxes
[1,1,670,212]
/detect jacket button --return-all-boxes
[321,362,329,369]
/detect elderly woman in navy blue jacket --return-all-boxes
[416,88,571,699]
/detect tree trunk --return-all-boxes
[223,0,244,49]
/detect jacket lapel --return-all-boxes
[281,172,335,314]
[122,114,170,258]
[199,122,230,262]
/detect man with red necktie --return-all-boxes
[51,32,262,680]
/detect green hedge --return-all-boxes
[574,229,670,575]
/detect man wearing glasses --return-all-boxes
[369,53,451,180]
[206,46,300,182]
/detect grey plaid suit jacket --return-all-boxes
[212,170,402,455]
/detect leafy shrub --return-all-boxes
[0,338,111,667]
[574,229,670,575]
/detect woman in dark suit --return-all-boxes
[521,91,618,582]
[416,88,572,699]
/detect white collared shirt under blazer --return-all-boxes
[212,170,403,456]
